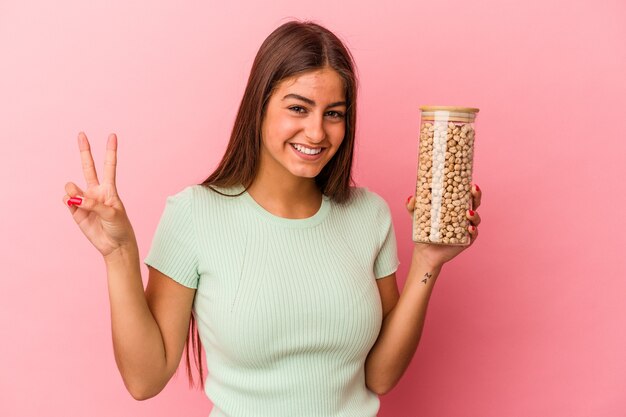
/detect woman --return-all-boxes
[63,20,482,417]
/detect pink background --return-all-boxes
[1,0,625,416]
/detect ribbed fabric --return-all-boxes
[143,183,401,417]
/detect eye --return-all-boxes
[326,111,345,119]
[288,106,306,114]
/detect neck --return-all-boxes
[246,169,322,219]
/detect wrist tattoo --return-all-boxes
[421,272,433,285]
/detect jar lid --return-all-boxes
[419,105,479,113]
[419,105,479,123]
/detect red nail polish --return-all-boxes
[475,184,480,192]
[469,210,475,216]
[407,195,412,204]
[68,196,83,206]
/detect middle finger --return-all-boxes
[467,209,481,226]
[102,133,118,187]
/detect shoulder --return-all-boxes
[159,185,195,209]
[332,186,393,229]
[347,186,391,215]
[162,184,244,233]
[164,184,196,201]
[159,185,210,214]
[185,183,244,203]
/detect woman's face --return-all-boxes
[259,67,347,182]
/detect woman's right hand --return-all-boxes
[63,132,138,261]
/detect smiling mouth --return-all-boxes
[290,143,324,155]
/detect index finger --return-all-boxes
[103,133,118,187]
[78,132,99,187]
[471,184,482,209]
[406,195,416,217]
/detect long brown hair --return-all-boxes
[183,19,360,390]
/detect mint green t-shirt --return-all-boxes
[143,183,400,417]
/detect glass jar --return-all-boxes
[412,106,479,246]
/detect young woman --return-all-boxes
[63,20,482,417]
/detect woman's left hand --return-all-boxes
[406,184,482,269]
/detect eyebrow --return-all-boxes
[282,93,346,108]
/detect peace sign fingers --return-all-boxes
[78,132,100,187]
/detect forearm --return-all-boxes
[105,245,168,399]
[365,249,442,395]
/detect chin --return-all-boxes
[289,170,320,179]
[286,164,324,178]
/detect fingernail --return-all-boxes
[469,210,475,216]
[470,225,476,231]
[407,195,412,204]
[68,196,83,206]
[475,184,480,192]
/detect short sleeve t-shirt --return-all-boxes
[144,184,400,417]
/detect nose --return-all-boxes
[304,114,326,143]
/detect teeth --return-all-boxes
[292,144,322,155]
